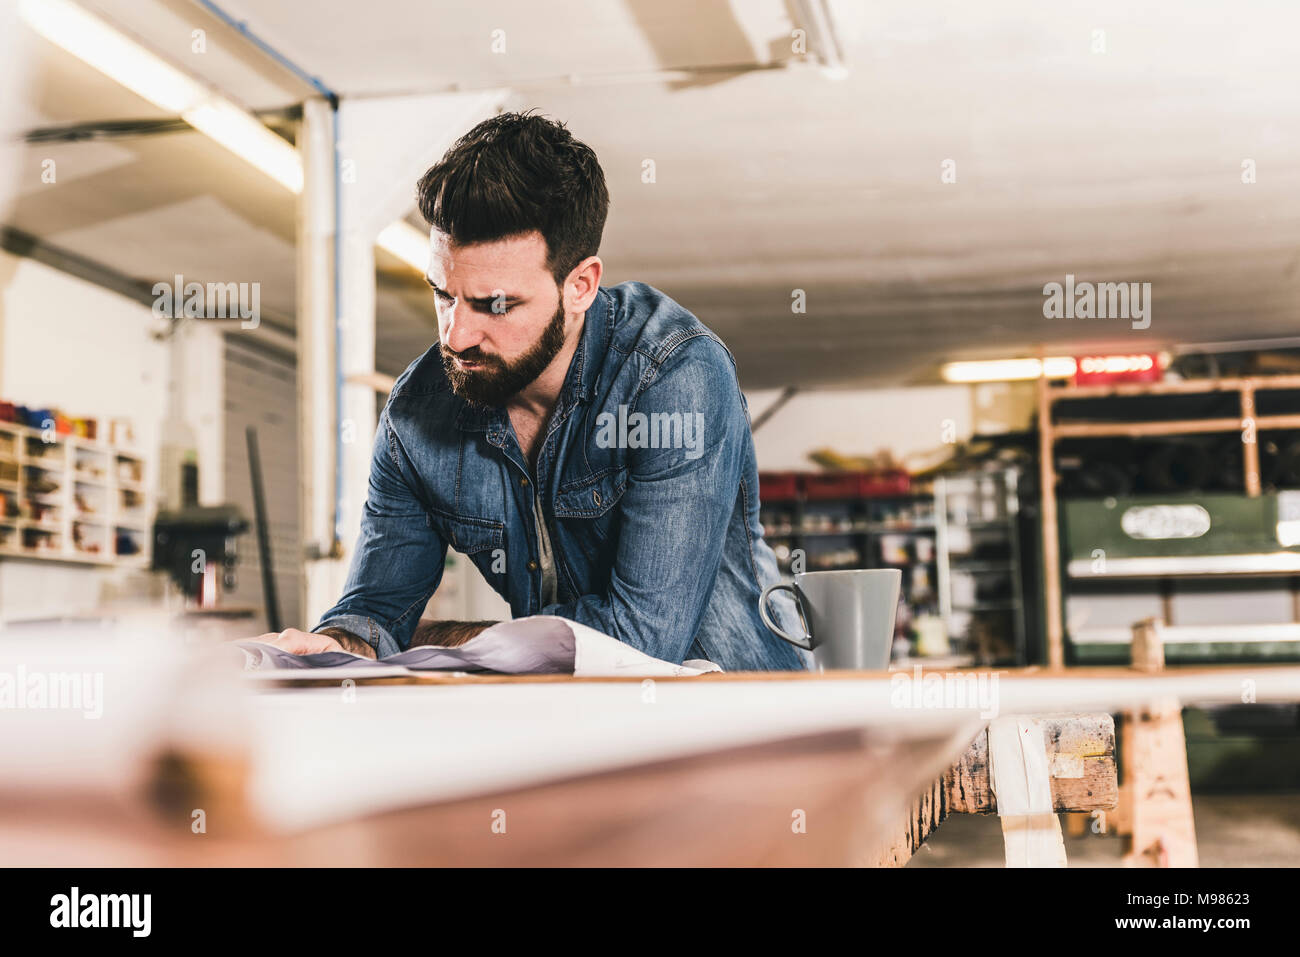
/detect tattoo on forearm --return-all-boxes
[409,620,497,649]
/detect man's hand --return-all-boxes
[249,627,377,659]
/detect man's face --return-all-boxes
[426,229,568,407]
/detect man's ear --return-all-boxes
[565,256,603,314]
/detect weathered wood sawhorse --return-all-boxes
[873,713,1116,867]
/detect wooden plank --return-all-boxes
[1241,384,1261,496]
[1115,619,1168,834]
[872,712,1115,866]
[872,776,946,867]
[1130,617,1166,673]
[1052,416,1300,442]
[989,715,1068,867]
[1050,373,1300,399]
[1120,619,1199,866]
[1114,711,1133,836]
[248,661,1300,687]
[949,712,1117,814]
[0,723,985,867]
[1053,417,1243,438]
[1121,697,1200,867]
[1038,369,1065,669]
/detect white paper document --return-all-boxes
[237,615,723,680]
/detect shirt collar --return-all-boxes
[454,286,611,435]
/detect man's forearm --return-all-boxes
[409,619,497,649]
[316,627,379,659]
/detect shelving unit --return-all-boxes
[758,471,943,658]
[0,420,151,567]
[1038,372,1300,666]
[935,467,1028,666]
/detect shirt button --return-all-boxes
[520,477,530,487]
[527,560,539,571]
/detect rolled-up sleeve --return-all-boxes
[313,407,447,656]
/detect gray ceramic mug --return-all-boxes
[759,569,902,670]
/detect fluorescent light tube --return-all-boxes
[21,0,301,193]
[182,100,302,193]
[376,221,430,273]
[941,357,1078,383]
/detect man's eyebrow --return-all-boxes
[424,277,527,307]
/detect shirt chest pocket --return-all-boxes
[553,467,628,543]
[427,506,504,556]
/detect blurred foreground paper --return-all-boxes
[237,614,723,679]
[0,612,251,805]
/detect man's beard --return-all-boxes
[441,300,567,408]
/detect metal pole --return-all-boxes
[246,426,282,633]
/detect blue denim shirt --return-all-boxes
[314,281,810,672]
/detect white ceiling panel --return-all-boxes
[3,0,1298,387]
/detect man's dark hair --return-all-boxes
[416,110,609,286]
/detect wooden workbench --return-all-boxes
[2,664,1297,866]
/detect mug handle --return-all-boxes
[759,583,813,650]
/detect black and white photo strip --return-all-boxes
[0,0,1292,935]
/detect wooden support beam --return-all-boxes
[1049,373,1300,400]
[872,712,1116,866]
[1241,384,1260,497]
[346,371,397,396]
[1121,697,1199,867]
[1053,417,1243,439]
[1038,370,1065,669]
[1052,414,1300,438]
[1118,618,1200,867]
[1130,615,1167,673]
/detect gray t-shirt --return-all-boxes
[533,494,558,605]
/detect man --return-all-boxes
[261,110,808,672]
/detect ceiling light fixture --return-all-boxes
[19,0,450,269]
[941,357,1079,383]
[22,0,302,192]
[375,221,430,273]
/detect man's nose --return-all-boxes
[441,302,484,354]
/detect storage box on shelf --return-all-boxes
[1062,491,1300,664]
[0,420,151,567]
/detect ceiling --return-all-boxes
[4,0,1300,388]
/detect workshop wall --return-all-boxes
[0,248,167,623]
